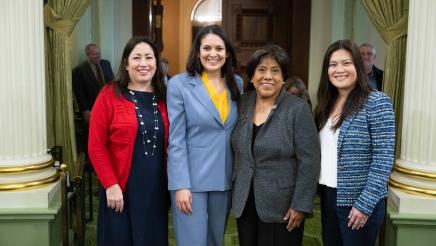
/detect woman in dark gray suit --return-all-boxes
[231,45,320,246]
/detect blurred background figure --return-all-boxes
[359,43,383,91]
[161,57,171,85]
[73,43,114,125]
[284,76,312,108]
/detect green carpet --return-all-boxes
[84,174,322,246]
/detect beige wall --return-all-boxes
[71,0,132,73]
[308,0,333,108]
[161,0,180,75]
[161,0,197,75]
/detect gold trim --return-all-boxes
[393,164,436,180]
[0,172,60,191]
[0,159,55,174]
[388,178,436,197]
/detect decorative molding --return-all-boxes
[0,172,59,191]
[0,159,55,174]
[393,164,436,180]
[235,8,273,47]
[389,178,436,197]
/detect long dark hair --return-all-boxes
[186,24,239,101]
[113,36,166,102]
[314,39,371,131]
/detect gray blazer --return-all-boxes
[231,89,320,223]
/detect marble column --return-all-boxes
[0,0,59,208]
[388,0,436,213]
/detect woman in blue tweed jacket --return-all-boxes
[314,39,395,246]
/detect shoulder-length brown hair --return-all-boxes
[112,36,166,102]
[314,39,371,131]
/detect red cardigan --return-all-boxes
[88,84,169,192]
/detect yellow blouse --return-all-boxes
[200,72,229,124]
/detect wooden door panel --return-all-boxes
[223,0,311,87]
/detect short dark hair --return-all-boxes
[314,39,371,131]
[186,24,239,101]
[245,45,290,82]
[113,36,166,102]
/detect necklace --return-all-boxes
[129,90,159,156]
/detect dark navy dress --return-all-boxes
[97,90,168,246]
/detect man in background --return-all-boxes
[73,43,114,152]
[359,43,383,91]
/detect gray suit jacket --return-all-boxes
[231,89,320,223]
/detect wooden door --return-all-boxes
[223,0,311,87]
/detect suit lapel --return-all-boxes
[256,88,287,130]
[245,92,256,161]
[224,87,236,128]
[190,75,223,126]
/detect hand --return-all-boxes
[82,110,91,123]
[106,184,124,213]
[284,209,304,231]
[175,189,192,215]
[348,207,368,230]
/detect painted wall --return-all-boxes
[161,0,181,76]
[308,0,333,108]
[70,0,132,74]
[353,0,385,69]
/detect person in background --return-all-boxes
[231,45,320,246]
[88,36,169,246]
[161,57,171,85]
[73,43,114,124]
[284,76,312,108]
[359,43,383,91]
[73,44,115,189]
[315,39,395,246]
[167,24,243,246]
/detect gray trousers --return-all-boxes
[170,190,231,246]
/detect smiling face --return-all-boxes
[328,48,357,95]
[252,56,284,100]
[199,33,227,74]
[126,42,157,85]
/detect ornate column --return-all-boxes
[384,0,436,245]
[0,0,59,208]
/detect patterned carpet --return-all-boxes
[83,174,322,246]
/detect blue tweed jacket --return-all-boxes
[336,91,395,216]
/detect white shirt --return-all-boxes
[319,118,339,188]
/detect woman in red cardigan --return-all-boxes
[88,36,169,246]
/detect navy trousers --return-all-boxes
[320,185,385,246]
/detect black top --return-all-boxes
[251,123,264,155]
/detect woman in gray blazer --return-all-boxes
[231,45,320,246]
